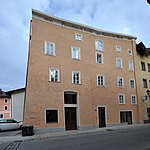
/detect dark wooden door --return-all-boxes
[98,107,106,128]
[65,107,77,130]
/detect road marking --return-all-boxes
[4,141,22,150]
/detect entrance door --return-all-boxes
[98,107,106,128]
[127,111,132,125]
[65,107,77,130]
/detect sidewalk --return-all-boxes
[0,124,149,144]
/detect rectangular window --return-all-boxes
[95,40,104,51]
[130,79,135,88]
[131,95,137,104]
[4,98,8,103]
[49,68,60,82]
[120,111,132,123]
[72,47,80,59]
[148,64,150,72]
[141,62,146,71]
[45,41,55,56]
[96,52,103,64]
[97,74,105,86]
[72,71,81,84]
[128,61,134,71]
[116,46,121,52]
[75,33,82,41]
[143,79,148,88]
[116,58,123,68]
[117,77,124,88]
[46,110,58,123]
[128,50,132,56]
[118,94,125,104]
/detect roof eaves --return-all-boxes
[32,9,137,40]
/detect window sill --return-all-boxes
[49,81,61,83]
[97,85,105,88]
[72,83,82,85]
[46,122,58,124]
[72,58,81,61]
[45,54,55,56]
[118,87,124,89]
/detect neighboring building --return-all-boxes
[24,9,142,131]
[136,42,150,123]
[6,88,25,121]
[0,89,11,118]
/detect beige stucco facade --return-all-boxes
[24,10,142,131]
[134,51,150,122]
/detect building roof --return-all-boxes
[6,87,26,96]
[136,42,150,56]
[32,9,137,41]
[0,89,10,98]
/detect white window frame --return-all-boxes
[4,105,8,111]
[49,68,60,82]
[116,46,121,52]
[4,98,8,103]
[130,79,135,88]
[128,49,132,56]
[95,40,104,51]
[44,41,55,56]
[72,71,81,84]
[97,74,105,87]
[128,61,134,71]
[75,33,83,41]
[96,52,104,64]
[131,95,137,104]
[71,47,81,60]
[117,76,124,88]
[118,93,125,104]
[116,58,123,69]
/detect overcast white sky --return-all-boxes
[0,0,150,91]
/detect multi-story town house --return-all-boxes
[23,9,142,132]
[0,89,11,118]
[136,42,150,123]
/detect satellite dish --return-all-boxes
[147,0,150,4]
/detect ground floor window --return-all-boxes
[46,109,58,123]
[120,111,132,124]
[0,114,3,118]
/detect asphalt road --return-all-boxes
[15,125,150,150]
